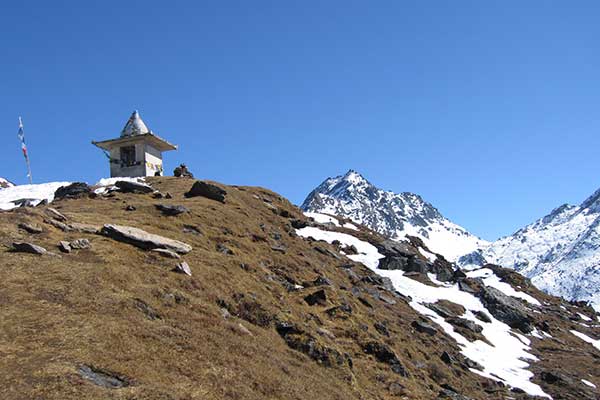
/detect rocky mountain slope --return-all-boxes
[0,177,599,399]
[301,170,487,262]
[460,188,600,310]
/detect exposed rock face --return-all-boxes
[18,222,43,234]
[54,182,91,200]
[115,180,154,194]
[100,224,192,254]
[477,286,533,333]
[77,365,130,389]
[362,341,409,376]
[185,181,226,203]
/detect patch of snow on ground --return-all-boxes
[581,379,597,388]
[0,182,72,210]
[343,222,359,230]
[577,313,592,322]
[466,268,541,306]
[304,212,340,227]
[296,226,551,398]
[570,330,600,351]
[93,177,146,194]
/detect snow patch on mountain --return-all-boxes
[301,170,488,262]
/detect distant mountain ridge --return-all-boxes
[301,170,488,261]
[463,187,600,310]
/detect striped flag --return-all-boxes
[17,117,32,184]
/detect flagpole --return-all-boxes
[18,117,33,184]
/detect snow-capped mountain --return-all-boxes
[462,188,600,310]
[0,177,15,189]
[301,170,488,261]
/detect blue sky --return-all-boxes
[1,1,599,240]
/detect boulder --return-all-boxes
[54,182,91,199]
[304,289,327,306]
[100,224,192,254]
[477,286,533,333]
[70,238,91,250]
[185,181,226,203]
[154,204,189,216]
[447,317,483,334]
[18,222,43,234]
[12,242,47,255]
[70,223,100,234]
[46,207,67,222]
[115,180,154,194]
[378,255,409,270]
[58,241,71,253]
[362,341,409,376]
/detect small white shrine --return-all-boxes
[92,111,177,177]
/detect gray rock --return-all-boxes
[12,242,47,255]
[151,248,181,259]
[378,255,409,270]
[44,218,71,232]
[46,207,67,222]
[155,204,189,216]
[478,286,533,333]
[58,241,71,253]
[77,365,130,389]
[411,320,438,335]
[185,181,226,203]
[100,224,192,254]
[70,238,91,250]
[173,261,192,276]
[473,310,492,323]
[304,289,327,306]
[115,180,154,194]
[18,222,43,234]
[447,317,483,333]
[362,341,409,376]
[69,223,100,234]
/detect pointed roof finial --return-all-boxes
[121,110,151,137]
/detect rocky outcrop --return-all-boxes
[115,180,154,194]
[11,242,47,255]
[477,286,533,333]
[54,182,91,200]
[100,224,192,254]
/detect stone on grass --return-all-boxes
[58,241,72,253]
[172,261,192,276]
[155,204,189,216]
[18,222,43,234]
[304,289,327,306]
[12,242,47,255]
[115,180,154,194]
[54,182,91,199]
[411,320,438,336]
[46,207,67,222]
[69,223,100,234]
[100,224,192,254]
[70,238,91,250]
[185,181,226,203]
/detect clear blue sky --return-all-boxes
[1,1,599,240]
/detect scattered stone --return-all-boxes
[270,245,287,254]
[411,320,438,336]
[185,181,226,203]
[172,261,192,276]
[133,298,161,320]
[234,322,253,336]
[473,310,492,323]
[12,242,46,255]
[77,365,130,388]
[447,317,483,334]
[165,192,172,199]
[115,180,154,194]
[362,342,409,376]
[18,222,43,234]
[389,382,406,396]
[220,307,231,319]
[69,223,100,234]
[44,218,71,232]
[11,198,37,207]
[100,224,192,254]
[125,205,136,211]
[58,241,71,253]
[374,322,390,337]
[291,219,308,229]
[183,224,202,235]
[437,388,473,400]
[152,191,164,199]
[378,255,409,270]
[275,321,345,367]
[173,163,194,178]
[46,207,67,222]
[216,243,234,255]
[325,303,352,319]
[70,238,91,250]
[316,327,336,339]
[151,248,181,259]
[155,204,189,216]
[313,246,341,260]
[425,303,455,318]
[304,289,327,306]
[54,182,91,199]
[440,351,454,365]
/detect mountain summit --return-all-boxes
[301,170,487,261]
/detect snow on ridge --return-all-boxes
[570,330,600,351]
[296,226,551,398]
[466,268,541,306]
